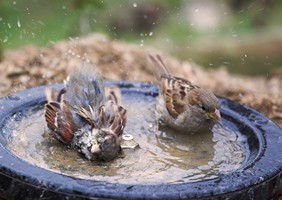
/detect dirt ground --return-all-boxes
[0,33,281,129]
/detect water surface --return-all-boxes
[6,93,248,184]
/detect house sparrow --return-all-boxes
[149,55,221,133]
[44,63,127,161]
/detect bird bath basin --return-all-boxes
[0,81,282,199]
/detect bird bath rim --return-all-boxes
[0,81,282,199]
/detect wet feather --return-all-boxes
[44,62,127,161]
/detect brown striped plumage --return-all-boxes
[44,63,127,161]
[149,54,221,133]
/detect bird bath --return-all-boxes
[0,81,282,199]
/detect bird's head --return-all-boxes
[190,88,221,122]
[89,128,121,162]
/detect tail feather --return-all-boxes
[148,54,171,80]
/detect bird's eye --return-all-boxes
[201,106,206,111]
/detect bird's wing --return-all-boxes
[160,76,198,118]
[44,88,76,143]
[98,100,127,137]
[115,105,127,136]
[44,101,75,143]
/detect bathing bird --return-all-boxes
[44,63,126,161]
[149,54,221,133]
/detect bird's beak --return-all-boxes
[208,109,221,121]
[91,143,101,154]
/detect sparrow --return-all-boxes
[44,63,127,161]
[149,54,221,133]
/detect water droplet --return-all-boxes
[3,37,8,43]
[17,20,21,28]
[140,39,144,47]
[232,32,238,37]
[149,32,153,36]
[133,3,137,8]
[239,20,244,25]
[38,20,45,25]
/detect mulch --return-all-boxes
[1,33,281,128]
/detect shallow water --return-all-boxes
[5,93,248,184]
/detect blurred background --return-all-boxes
[1,0,282,76]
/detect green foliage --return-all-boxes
[1,0,282,75]
[0,0,111,49]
